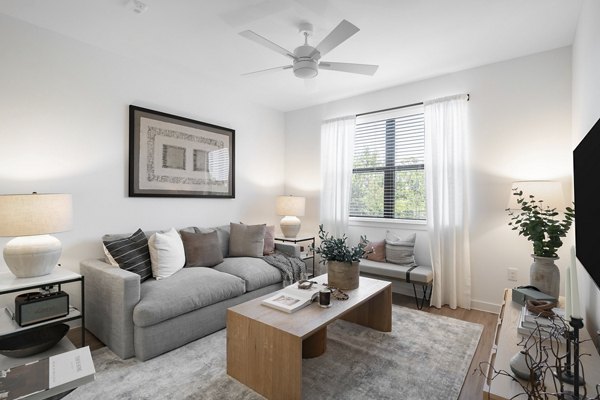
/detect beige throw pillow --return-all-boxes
[180,230,224,268]
[229,223,266,257]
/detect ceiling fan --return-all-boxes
[239,20,379,79]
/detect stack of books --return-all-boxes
[517,305,566,341]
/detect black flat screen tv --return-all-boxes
[573,116,600,289]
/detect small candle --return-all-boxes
[565,266,571,320]
[319,289,331,308]
[570,246,581,319]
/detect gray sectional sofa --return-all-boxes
[80,225,300,361]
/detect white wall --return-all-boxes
[285,47,573,312]
[0,15,286,309]
[572,0,600,346]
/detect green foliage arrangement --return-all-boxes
[312,224,367,264]
[506,188,575,258]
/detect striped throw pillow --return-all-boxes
[385,231,417,267]
[103,228,152,282]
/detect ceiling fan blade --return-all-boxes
[242,65,293,76]
[319,61,379,76]
[239,30,296,60]
[314,20,359,57]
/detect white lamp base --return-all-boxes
[3,235,61,278]
[280,216,301,238]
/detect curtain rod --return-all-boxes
[356,94,470,117]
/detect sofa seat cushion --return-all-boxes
[213,257,281,291]
[360,259,433,284]
[133,267,245,328]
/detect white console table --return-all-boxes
[483,289,600,399]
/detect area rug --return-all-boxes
[65,305,483,400]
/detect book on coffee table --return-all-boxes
[0,346,95,400]
[262,282,321,313]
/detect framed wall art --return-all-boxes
[129,105,235,198]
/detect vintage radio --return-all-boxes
[14,291,69,327]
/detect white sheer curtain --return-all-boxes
[424,94,471,309]
[320,116,356,237]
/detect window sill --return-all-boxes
[348,217,427,230]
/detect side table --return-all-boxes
[0,267,85,369]
[274,235,316,277]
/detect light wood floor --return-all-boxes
[392,292,498,400]
[67,294,498,400]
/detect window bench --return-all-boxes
[359,259,433,310]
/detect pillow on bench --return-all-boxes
[362,239,386,262]
[385,231,416,267]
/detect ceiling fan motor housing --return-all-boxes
[293,45,320,79]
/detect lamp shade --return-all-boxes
[0,193,73,237]
[507,181,566,210]
[276,196,305,217]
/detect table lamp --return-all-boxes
[0,193,73,278]
[507,180,566,210]
[276,195,305,238]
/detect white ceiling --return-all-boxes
[0,0,583,112]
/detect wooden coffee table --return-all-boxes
[226,274,392,400]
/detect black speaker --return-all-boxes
[14,291,69,327]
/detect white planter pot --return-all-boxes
[530,255,560,298]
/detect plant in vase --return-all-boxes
[311,224,367,290]
[506,187,575,298]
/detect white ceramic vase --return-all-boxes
[530,255,560,298]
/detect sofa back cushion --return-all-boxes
[180,230,224,268]
[148,228,185,279]
[196,225,230,258]
[228,223,266,257]
[103,228,153,282]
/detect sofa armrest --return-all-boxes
[80,259,141,359]
[274,242,301,258]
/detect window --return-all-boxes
[350,105,426,220]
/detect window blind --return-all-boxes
[350,105,426,220]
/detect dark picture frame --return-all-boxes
[129,105,235,198]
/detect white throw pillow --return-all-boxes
[148,228,185,279]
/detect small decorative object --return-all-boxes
[509,350,541,381]
[331,288,349,300]
[506,183,575,298]
[276,195,305,238]
[318,288,332,308]
[0,324,69,358]
[0,193,73,278]
[129,105,235,198]
[311,225,367,290]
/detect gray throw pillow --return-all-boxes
[228,222,266,257]
[180,230,224,268]
[385,231,417,267]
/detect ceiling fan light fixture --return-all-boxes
[293,59,318,79]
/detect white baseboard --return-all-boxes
[470,299,501,314]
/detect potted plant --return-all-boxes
[311,224,367,289]
[506,188,575,297]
